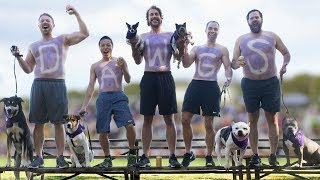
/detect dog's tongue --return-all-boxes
[7,114,13,119]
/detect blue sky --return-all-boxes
[1,0,319,97]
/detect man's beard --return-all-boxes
[249,23,262,33]
[149,18,161,28]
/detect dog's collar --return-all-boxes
[284,129,304,147]
[66,124,85,138]
[231,133,248,150]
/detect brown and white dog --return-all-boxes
[215,122,250,169]
[282,117,320,167]
[63,114,93,167]
[1,96,33,179]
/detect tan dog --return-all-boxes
[64,114,93,167]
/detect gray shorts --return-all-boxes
[29,78,68,124]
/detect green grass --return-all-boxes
[1,157,320,179]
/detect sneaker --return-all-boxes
[249,154,262,167]
[205,155,215,167]
[99,156,112,168]
[135,154,150,168]
[127,154,136,167]
[268,154,279,166]
[28,156,44,169]
[56,155,69,168]
[181,151,196,167]
[169,154,181,168]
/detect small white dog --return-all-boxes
[215,122,250,169]
[64,114,94,167]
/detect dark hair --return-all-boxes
[99,36,113,46]
[246,9,263,21]
[38,13,54,24]
[146,5,163,26]
[206,21,220,30]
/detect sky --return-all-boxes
[0,0,319,97]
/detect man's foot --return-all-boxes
[268,154,279,166]
[127,154,136,167]
[181,151,196,167]
[135,154,150,168]
[99,156,113,168]
[56,155,69,168]
[169,154,181,168]
[249,154,262,167]
[205,155,215,167]
[28,156,44,169]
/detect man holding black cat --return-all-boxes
[128,5,186,168]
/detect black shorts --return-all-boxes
[241,76,280,113]
[140,71,177,115]
[182,80,220,116]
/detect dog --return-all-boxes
[282,117,320,167]
[170,22,194,68]
[215,122,250,169]
[1,96,33,179]
[126,22,144,53]
[64,114,93,167]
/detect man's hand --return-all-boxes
[10,46,22,57]
[116,57,127,70]
[66,5,78,15]
[236,56,246,67]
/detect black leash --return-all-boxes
[80,113,93,152]
[280,75,295,119]
[13,56,18,97]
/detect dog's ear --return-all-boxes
[0,98,5,103]
[175,23,179,29]
[63,115,68,119]
[247,121,250,127]
[126,22,130,29]
[18,97,24,103]
[75,115,81,120]
[133,22,139,29]
[183,22,186,27]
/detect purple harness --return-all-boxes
[66,124,85,147]
[284,129,304,147]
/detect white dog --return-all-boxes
[215,122,250,169]
[64,114,94,167]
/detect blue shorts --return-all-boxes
[182,80,221,116]
[241,76,280,113]
[29,78,68,124]
[140,71,177,115]
[96,91,135,133]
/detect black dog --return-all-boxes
[126,22,144,54]
[170,22,194,68]
[1,96,33,179]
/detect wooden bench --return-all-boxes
[1,138,320,180]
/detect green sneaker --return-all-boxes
[127,154,136,167]
[99,156,112,168]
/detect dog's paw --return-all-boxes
[224,163,230,170]
[75,164,82,168]
[5,162,11,167]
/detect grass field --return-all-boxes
[1,156,320,179]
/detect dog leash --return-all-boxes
[13,56,18,96]
[80,113,93,152]
[220,82,232,110]
[280,74,295,119]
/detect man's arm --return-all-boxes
[221,47,233,86]
[64,5,89,46]
[117,57,131,83]
[80,64,97,112]
[130,43,143,65]
[182,46,197,68]
[274,33,291,76]
[11,47,35,74]
[231,38,243,70]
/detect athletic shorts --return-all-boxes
[29,78,68,124]
[140,71,177,116]
[241,76,280,113]
[96,91,135,133]
[182,80,221,116]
